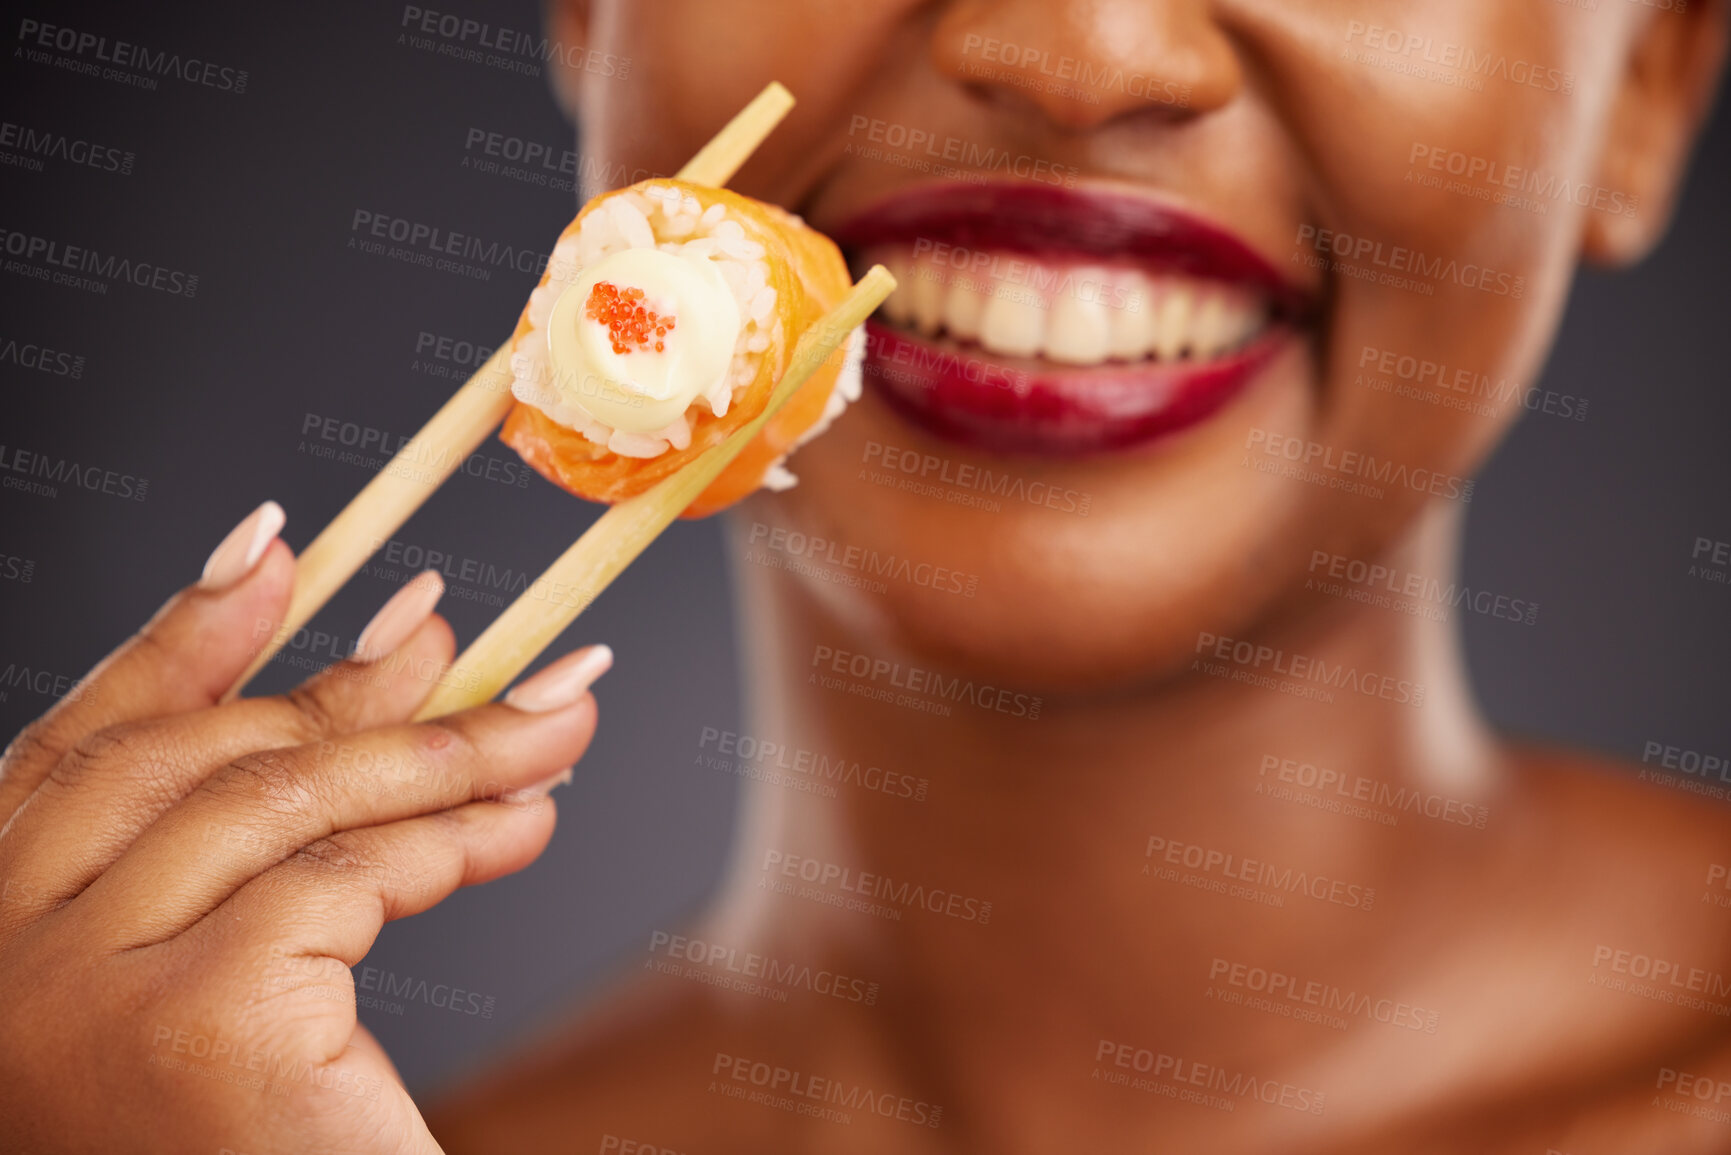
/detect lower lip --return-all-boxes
[859,320,1294,456]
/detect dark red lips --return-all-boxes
[826,182,1314,456]
[860,321,1290,455]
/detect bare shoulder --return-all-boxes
[422,744,1731,1154]
[425,974,765,1153]
[1460,743,1731,1154]
[1472,740,1731,1016]
[424,967,914,1155]
[1503,740,1731,878]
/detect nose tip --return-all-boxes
[932,0,1242,131]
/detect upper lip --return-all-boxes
[825,181,1316,321]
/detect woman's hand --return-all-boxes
[0,502,609,1154]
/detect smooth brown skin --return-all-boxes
[0,544,597,1153]
[2,0,1727,1152]
[429,1,1731,1153]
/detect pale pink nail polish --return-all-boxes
[353,571,445,663]
[505,645,613,713]
[522,766,575,796]
[199,501,286,591]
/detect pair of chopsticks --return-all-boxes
[223,83,894,719]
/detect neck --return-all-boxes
[709,499,1504,1147]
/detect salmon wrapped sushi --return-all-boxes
[500,179,863,518]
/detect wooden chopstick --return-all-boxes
[222,82,798,700]
[675,81,793,188]
[411,265,895,721]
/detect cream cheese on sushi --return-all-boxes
[512,184,784,459]
[543,246,742,437]
[508,182,862,476]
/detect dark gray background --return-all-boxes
[1,0,1726,1097]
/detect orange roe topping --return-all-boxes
[584,280,676,355]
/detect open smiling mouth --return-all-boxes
[830,182,1315,455]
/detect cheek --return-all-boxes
[1322,283,1536,507]
[1261,2,1613,539]
[1294,3,1600,432]
[578,2,755,182]
[585,0,912,194]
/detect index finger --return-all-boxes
[77,679,601,951]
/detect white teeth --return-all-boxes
[908,261,946,336]
[944,275,987,342]
[1045,266,1112,365]
[1154,284,1194,361]
[1191,290,1229,360]
[980,282,1046,358]
[1222,288,1266,350]
[1108,271,1155,361]
[873,246,1268,364]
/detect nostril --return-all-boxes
[930,0,1243,132]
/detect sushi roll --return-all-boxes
[501,179,863,518]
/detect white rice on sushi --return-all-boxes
[508,184,863,488]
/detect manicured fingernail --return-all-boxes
[199,501,286,590]
[353,571,445,663]
[523,765,574,796]
[505,644,612,713]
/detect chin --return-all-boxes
[738,338,1333,696]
